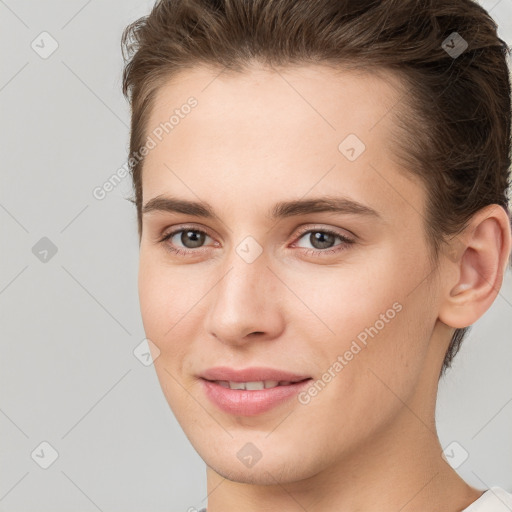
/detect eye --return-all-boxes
[159,226,215,256]
[158,225,355,258]
[292,227,355,256]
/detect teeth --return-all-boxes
[214,380,282,390]
[245,381,265,390]
[230,381,247,390]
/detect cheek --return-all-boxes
[138,257,207,412]
[138,259,168,337]
[138,257,184,370]
[280,254,400,344]
[138,252,199,333]
[287,251,431,392]
[137,253,216,379]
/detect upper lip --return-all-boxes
[199,366,311,383]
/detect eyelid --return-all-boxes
[158,222,355,256]
[159,223,215,243]
[292,224,355,242]
[159,223,354,244]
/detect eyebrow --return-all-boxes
[142,195,382,221]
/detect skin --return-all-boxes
[137,63,511,512]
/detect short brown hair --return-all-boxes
[121,0,512,375]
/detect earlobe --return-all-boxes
[438,205,512,330]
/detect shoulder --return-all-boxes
[462,487,512,512]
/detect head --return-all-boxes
[121,0,512,485]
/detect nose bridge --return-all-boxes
[224,255,264,305]
[204,240,282,343]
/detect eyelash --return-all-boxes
[158,224,355,258]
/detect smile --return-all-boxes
[213,379,302,390]
[200,377,312,416]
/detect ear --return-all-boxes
[438,204,512,329]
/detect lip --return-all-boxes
[198,366,311,382]
[198,366,312,416]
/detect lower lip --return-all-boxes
[200,378,312,416]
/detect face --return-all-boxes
[138,63,448,484]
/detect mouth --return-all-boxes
[203,378,311,390]
[199,376,313,416]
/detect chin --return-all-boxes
[207,457,307,486]
[199,439,323,486]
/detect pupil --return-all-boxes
[311,231,334,249]
[182,230,205,248]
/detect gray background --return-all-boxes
[0,0,511,511]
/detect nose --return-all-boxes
[203,248,285,347]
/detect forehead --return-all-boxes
[141,63,424,226]
[148,62,405,141]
